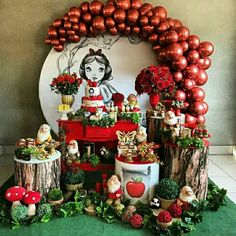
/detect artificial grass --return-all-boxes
[1,177,236,236]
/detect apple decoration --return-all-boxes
[126,177,145,198]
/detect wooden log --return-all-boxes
[162,143,209,200]
[146,111,164,143]
[14,151,61,196]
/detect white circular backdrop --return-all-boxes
[39,35,156,134]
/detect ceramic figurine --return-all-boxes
[136,126,147,145]
[106,175,122,206]
[64,140,80,165]
[164,110,178,127]
[177,186,197,206]
[36,124,52,145]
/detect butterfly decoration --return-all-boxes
[116,131,137,146]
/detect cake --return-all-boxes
[81,81,105,113]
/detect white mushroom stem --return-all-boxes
[27,204,36,216]
[12,200,22,209]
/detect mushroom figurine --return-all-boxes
[5,186,26,208]
[23,191,41,216]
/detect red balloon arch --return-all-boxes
[44,0,214,125]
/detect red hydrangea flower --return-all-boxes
[130,214,143,229]
[157,210,172,223]
[112,93,125,103]
[168,203,183,217]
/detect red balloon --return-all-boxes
[114,9,126,23]
[117,23,126,31]
[103,4,116,17]
[202,101,209,114]
[195,69,208,86]
[59,37,66,44]
[150,15,160,27]
[184,65,199,79]
[158,32,167,45]
[51,39,60,46]
[140,15,149,26]
[167,18,175,29]
[196,115,205,124]
[69,35,80,43]
[127,9,139,25]
[80,2,89,12]
[186,50,200,64]
[156,48,167,62]
[131,0,142,9]
[139,3,153,16]
[198,41,214,57]
[148,33,158,44]
[173,19,182,29]
[188,35,200,49]
[156,22,169,33]
[92,16,106,32]
[132,26,141,34]
[48,27,58,38]
[152,44,161,53]
[182,79,195,91]
[78,22,87,36]
[59,27,66,37]
[190,87,205,102]
[165,30,179,44]
[106,17,116,28]
[176,26,190,41]
[68,7,81,18]
[179,41,189,53]
[197,57,211,70]
[64,21,72,29]
[173,71,183,82]
[88,26,97,37]
[175,90,186,101]
[109,27,118,35]
[82,12,92,24]
[184,101,189,108]
[72,23,79,31]
[152,6,167,21]
[145,10,153,18]
[191,102,205,116]
[142,25,154,34]
[116,0,131,10]
[53,19,63,28]
[89,0,103,15]
[44,38,51,45]
[67,30,76,36]
[54,44,64,52]
[63,14,69,21]
[185,113,197,124]
[166,43,183,61]
[171,56,187,71]
[124,26,131,35]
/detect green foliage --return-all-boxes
[156,178,180,200]
[48,188,63,201]
[37,204,52,222]
[118,112,141,124]
[68,109,85,120]
[58,201,85,218]
[83,116,115,127]
[0,199,11,225]
[96,201,115,224]
[11,205,28,222]
[206,183,227,210]
[61,170,85,185]
[82,153,100,167]
[176,137,204,149]
[167,221,196,236]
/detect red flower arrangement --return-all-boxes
[50,73,82,95]
[112,92,125,108]
[135,65,174,95]
[130,214,143,229]
[168,203,183,218]
[157,210,172,223]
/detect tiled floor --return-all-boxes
[0,154,235,203]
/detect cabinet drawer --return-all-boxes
[85,126,112,138]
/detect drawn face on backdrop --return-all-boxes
[85,60,105,82]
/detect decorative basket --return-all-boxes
[65,182,84,191]
[48,197,64,205]
[156,219,173,230]
[157,196,176,210]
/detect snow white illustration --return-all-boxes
[79,48,118,104]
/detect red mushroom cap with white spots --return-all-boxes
[23,191,41,204]
[5,186,26,202]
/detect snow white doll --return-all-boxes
[79,48,118,104]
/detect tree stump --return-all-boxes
[162,143,209,200]
[146,111,164,143]
[14,151,61,196]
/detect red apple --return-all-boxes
[126,177,145,198]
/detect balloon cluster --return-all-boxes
[45,0,214,125]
